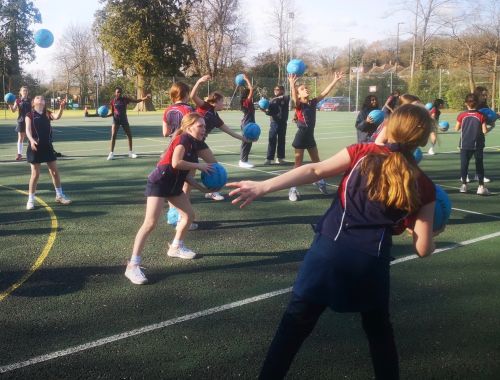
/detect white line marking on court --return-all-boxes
[2,229,500,374]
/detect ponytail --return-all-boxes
[361,104,433,213]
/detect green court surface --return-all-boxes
[1,110,499,379]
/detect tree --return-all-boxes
[186,0,247,77]
[95,0,194,111]
[0,0,41,91]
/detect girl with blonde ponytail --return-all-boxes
[227,104,440,379]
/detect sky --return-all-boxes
[23,0,410,81]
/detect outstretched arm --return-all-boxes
[219,123,248,142]
[317,72,345,101]
[228,148,351,208]
[243,74,254,99]
[191,74,211,107]
[52,99,67,120]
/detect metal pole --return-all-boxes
[348,39,351,112]
[438,68,442,99]
[289,12,294,58]
[355,67,360,112]
[395,22,404,74]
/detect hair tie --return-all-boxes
[386,142,411,153]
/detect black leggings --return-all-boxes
[460,149,485,185]
[259,293,399,380]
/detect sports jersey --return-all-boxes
[110,96,131,124]
[266,95,290,124]
[294,99,319,128]
[26,110,54,145]
[429,106,440,121]
[196,101,224,135]
[456,110,486,150]
[241,98,255,126]
[317,143,435,258]
[162,102,194,136]
[16,98,32,124]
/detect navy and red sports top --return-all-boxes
[110,96,131,123]
[196,101,224,136]
[457,110,486,150]
[241,98,255,126]
[316,143,435,258]
[26,110,55,145]
[294,99,319,128]
[163,102,194,136]
[16,98,32,124]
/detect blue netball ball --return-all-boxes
[98,105,109,117]
[286,59,306,75]
[425,102,433,110]
[34,29,54,48]
[201,163,228,190]
[368,109,384,126]
[438,121,449,132]
[258,98,270,109]
[166,207,179,225]
[434,185,451,231]
[243,122,261,141]
[479,108,497,125]
[235,74,246,87]
[413,147,423,164]
[4,92,16,104]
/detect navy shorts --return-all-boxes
[26,143,57,164]
[292,127,316,149]
[15,122,26,133]
[144,167,184,198]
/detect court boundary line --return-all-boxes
[2,229,500,374]
[0,185,58,302]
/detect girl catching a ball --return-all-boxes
[228,104,442,379]
[190,74,249,201]
[238,73,256,168]
[125,112,217,285]
[287,72,344,201]
[8,86,31,160]
[25,95,71,210]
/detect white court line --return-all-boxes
[2,229,500,374]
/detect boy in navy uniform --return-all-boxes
[262,85,289,165]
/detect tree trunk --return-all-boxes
[134,73,155,111]
[492,38,498,110]
[467,46,475,92]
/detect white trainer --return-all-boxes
[238,160,254,168]
[26,200,35,210]
[428,147,435,155]
[205,192,224,201]
[474,175,490,183]
[107,152,114,160]
[264,159,272,165]
[459,184,468,193]
[288,187,300,202]
[128,152,138,158]
[167,244,197,259]
[276,158,286,164]
[125,265,148,285]
[477,185,490,196]
[55,194,72,205]
[175,215,199,231]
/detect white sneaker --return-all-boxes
[477,185,490,196]
[474,175,490,183]
[128,152,138,158]
[314,180,329,195]
[238,160,254,168]
[460,175,471,183]
[276,158,286,164]
[175,215,199,231]
[55,194,72,205]
[205,192,224,201]
[428,147,435,155]
[107,152,114,160]
[460,184,468,193]
[26,200,35,210]
[125,265,148,285]
[264,159,272,165]
[167,244,197,259]
[288,187,300,202]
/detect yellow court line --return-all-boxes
[0,185,58,302]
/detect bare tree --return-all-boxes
[187,0,247,76]
[267,0,292,84]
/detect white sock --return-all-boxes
[55,187,63,197]
[129,255,142,265]
[172,239,182,247]
[28,193,35,202]
[17,142,23,154]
